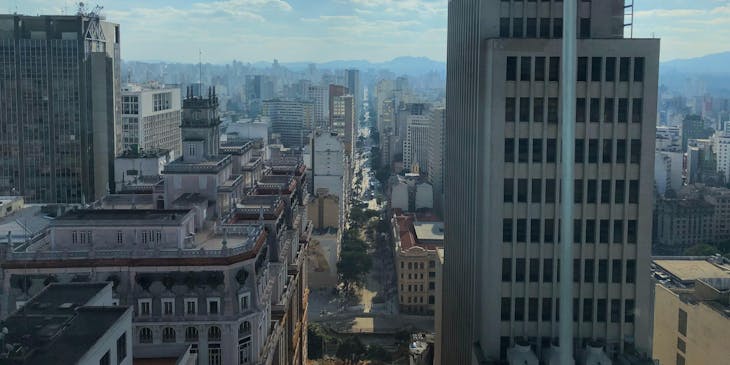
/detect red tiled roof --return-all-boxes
[394,213,440,251]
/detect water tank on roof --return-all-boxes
[580,341,612,365]
[507,340,539,365]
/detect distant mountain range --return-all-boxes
[661,51,730,75]
[252,56,446,75]
[660,51,730,96]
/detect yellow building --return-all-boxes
[652,259,730,365]
[0,196,24,218]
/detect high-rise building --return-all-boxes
[328,84,348,130]
[263,99,314,149]
[0,14,122,203]
[121,85,182,157]
[346,69,361,119]
[307,85,329,129]
[428,108,446,215]
[442,1,659,363]
[403,112,431,173]
[332,95,356,157]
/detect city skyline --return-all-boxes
[8,0,730,63]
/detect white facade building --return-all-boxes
[428,108,446,214]
[122,85,182,157]
[403,114,431,173]
[654,150,684,196]
[307,85,329,129]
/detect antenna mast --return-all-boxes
[199,49,202,87]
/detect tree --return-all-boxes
[365,344,390,361]
[684,243,718,256]
[336,336,366,361]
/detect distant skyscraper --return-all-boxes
[0,14,121,203]
[328,84,348,130]
[121,85,182,157]
[332,95,356,157]
[307,85,329,129]
[428,107,445,214]
[346,69,361,118]
[442,1,659,363]
[403,111,431,173]
[263,99,314,149]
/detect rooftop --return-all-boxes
[163,155,231,174]
[413,222,444,242]
[134,344,195,365]
[654,258,730,283]
[54,209,192,226]
[117,148,171,159]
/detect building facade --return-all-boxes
[345,69,361,119]
[403,113,431,173]
[442,1,659,363]
[328,84,348,131]
[0,14,121,203]
[428,108,446,216]
[263,99,314,150]
[121,85,182,157]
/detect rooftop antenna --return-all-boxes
[198,49,203,88]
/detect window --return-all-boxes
[532,139,543,162]
[163,327,176,343]
[528,298,538,322]
[548,98,559,123]
[520,97,530,122]
[597,299,607,323]
[503,219,513,242]
[239,293,251,312]
[506,57,517,81]
[209,344,222,365]
[677,338,686,353]
[584,259,594,283]
[138,299,151,316]
[603,140,613,163]
[577,57,588,81]
[587,139,598,163]
[632,98,643,123]
[100,351,110,365]
[543,258,554,282]
[595,259,607,283]
[625,299,635,323]
[549,57,560,81]
[579,18,591,38]
[611,299,621,323]
[546,139,557,163]
[502,258,512,282]
[516,219,527,242]
[139,327,153,343]
[208,326,222,341]
[544,219,555,243]
[613,220,624,243]
[583,298,593,322]
[506,97,516,122]
[521,57,531,81]
[626,260,636,283]
[518,138,529,162]
[553,18,562,38]
[627,220,638,244]
[576,98,586,123]
[542,298,552,321]
[590,98,600,123]
[619,57,630,81]
[587,180,597,204]
[186,327,199,342]
[162,298,174,316]
[575,139,585,163]
[501,297,511,321]
[500,18,510,37]
[573,298,580,321]
[532,179,542,203]
[617,139,627,163]
[530,220,541,244]
[631,139,641,164]
[618,98,628,123]
[612,260,623,283]
[117,333,127,362]
[117,231,123,244]
[540,18,551,38]
[208,298,220,315]
[629,180,639,204]
[515,298,525,321]
[535,57,545,81]
[634,57,645,82]
[600,220,610,243]
[530,258,540,281]
[677,354,686,365]
[615,180,625,204]
[185,298,197,315]
[534,97,544,122]
[545,179,556,203]
[573,259,581,282]
[574,179,584,203]
[526,18,537,37]
[601,180,611,204]
[513,18,524,38]
[591,57,602,82]
[505,138,515,162]
[678,309,688,336]
[504,179,514,202]
[516,259,526,282]
[585,219,596,243]
[517,179,528,203]
[605,57,616,81]
[604,98,614,123]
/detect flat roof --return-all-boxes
[413,222,444,242]
[55,209,191,225]
[134,344,192,362]
[654,259,730,282]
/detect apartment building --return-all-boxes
[121,85,182,157]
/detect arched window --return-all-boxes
[139,327,153,343]
[208,326,222,342]
[185,327,198,342]
[162,327,176,343]
[239,321,251,337]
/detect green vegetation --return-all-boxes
[337,228,372,291]
[335,336,367,362]
[307,323,338,360]
[683,241,730,258]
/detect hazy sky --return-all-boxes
[9,0,730,63]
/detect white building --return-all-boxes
[122,84,182,157]
[656,125,681,152]
[307,85,329,129]
[114,149,174,192]
[713,122,730,182]
[428,108,446,214]
[403,114,431,173]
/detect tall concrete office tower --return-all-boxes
[0,13,121,203]
[346,69,361,119]
[441,1,659,363]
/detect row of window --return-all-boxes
[502,258,637,284]
[400,282,436,292]
[506,97,644,124]
[505,178,640,205]
[507,56,646,83]
[137,293,251,316]
[500,17,569,39]
[138,324,252,365]
[500,297,635,324]
[505,138,642,164]
[503,218,639,244]
[401,295,436,305]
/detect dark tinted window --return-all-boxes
[591,57,602,81]
[546,139,557,163]
[533,139,543,162]
[577,57,588,81]
[518,138,529,162]
[534,98,544,122]
[520,57,531,81]
[503,219,513,242]
[505,138,514,162]
[548,97,559,123]
[500,18,510,37]
[549,57,560,81]
[604,98,614,123]
[506,57,517,81]
[606,57,616,81]
[590,98,600,122]
[619,57,630,81]
[576,98,586,123]
[506,97,516,122]
[632,98,643,123]
[634,57,645,82]
[540,18,551,38]
[535,57,545,81]
[526,18,537,37]
[520,97,530,122]
[513,18,524,38]
[504,179,514,202]
[502,258,512,282]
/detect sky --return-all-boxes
[7,0,730,64]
